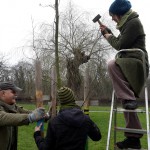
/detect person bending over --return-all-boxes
[34,86,101,150]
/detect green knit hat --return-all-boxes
[57,87,76,105]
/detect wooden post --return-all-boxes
[50,66,57,119]
[35,59,44,137]
[84,67,90,115]
[84,67,90,150]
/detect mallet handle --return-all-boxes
[98,20,103,26]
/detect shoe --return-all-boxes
[116,137,141,149]
[122,100,138,110]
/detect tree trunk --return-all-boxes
[66,48,90,96]
[55,0,61,89]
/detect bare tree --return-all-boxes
[58,2,111,95]
[0,55,11,82]
[11,61,35,98]
[24,1,113,99]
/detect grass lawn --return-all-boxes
[17,103,148,150]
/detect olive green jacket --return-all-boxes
[107,10,149,97]
[0,100,31,150]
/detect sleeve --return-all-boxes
[0,110,29,126]
[87,117,102,141]
[34,131,46,150]
[34,121,55,150]
[16,105,32,114]
[107,19,144,50]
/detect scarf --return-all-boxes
[117,9,133,29]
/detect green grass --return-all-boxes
[17,104,148,150]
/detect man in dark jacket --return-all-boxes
[0,82,45,150]
[34,86,101,150]
[100,0,149,149]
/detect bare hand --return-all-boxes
[35,123,43,132]
[100,25,113,37]
[100,24,107,32]
[104,34,112,39]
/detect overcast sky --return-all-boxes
[0,0,149,65]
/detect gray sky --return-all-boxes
[0,0,149,65]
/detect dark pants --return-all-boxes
[108,60,143,138]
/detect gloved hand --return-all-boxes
[28,107,45,123]
[44,112,51,122]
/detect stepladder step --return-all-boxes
[115,146,147,150]
[115,127,147,134]
[114,108,148,113]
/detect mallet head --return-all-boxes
[92,14,101,23]
[92,14,102,25]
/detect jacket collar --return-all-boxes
[117,9,133,29]
[0,100,17,112]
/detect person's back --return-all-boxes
[34,87,101,150]
[49,107,101,150]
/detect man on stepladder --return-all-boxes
[100,0,149,149]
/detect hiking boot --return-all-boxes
[122,100,138,110]
[116,137,141,149]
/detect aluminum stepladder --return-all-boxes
[106,49,150,150]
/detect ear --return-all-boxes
[0,90,5,96]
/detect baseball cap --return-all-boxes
[0,82,22,92]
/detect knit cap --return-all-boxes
[57,87,76,105]
[109,0,132,15]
